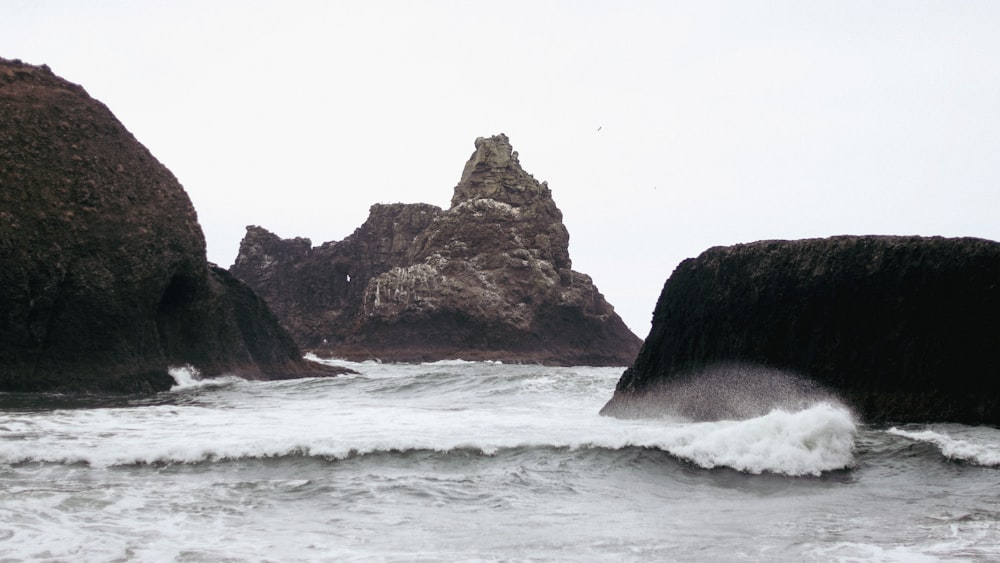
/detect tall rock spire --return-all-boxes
[435,133,569,270]
[232,133,642,366]
[451,133,552,209]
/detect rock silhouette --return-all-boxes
[0,58,341,393]
[600,236,1000,424]
[232,134,641,365]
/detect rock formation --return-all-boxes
[0,58,342,393]
[232,203,441,348]
[231,134,641,365]
[600,236,1000,424]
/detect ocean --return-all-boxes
[1,358,998,562]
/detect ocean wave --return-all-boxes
[302,354,378,371]
[887,427,1000,466]
[0,403,856,476]
[421,359,505,367]
[0,439,847,475]
[167,365,246,391]
[302,354,504,370]
[646,402,857,476]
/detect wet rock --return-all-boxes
[0,58,342,393]
[600,236,1000,424]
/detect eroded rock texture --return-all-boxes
[232,134,641,365]
[232,203,441,348]
[0,58,340,392]
[600,236,1000,424]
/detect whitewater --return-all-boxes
[1,359,998,561]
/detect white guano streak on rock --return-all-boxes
[364,264,440,317]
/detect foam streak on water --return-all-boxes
[2,364,854,476]
[888,425,1000,466]
[1,360,998,561]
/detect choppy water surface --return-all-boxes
[1,359,998,561]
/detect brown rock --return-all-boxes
[232,134,641,365]
[232,203,441,347]
[0,58,343,392]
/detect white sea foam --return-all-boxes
[304,354,504,369]
[167,365,245,391]
[167,365,202,389]
[808,542,957,562]
[0,388,855,476]
[654,402,856,476]
[303,353,380,370]
[421,359,504,366]
[2,363,996,561]
[3,363,856,475]
[887,426,1000,466]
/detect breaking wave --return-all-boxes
[0,403,855,476]
[1,361,995,562]
[168,365,246,391]
[887,426,1000,466]
[650,402,856,475]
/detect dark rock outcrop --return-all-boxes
[232,203,441,347]
[232,134,641,365]
[0,58,341,393]
[600,236,1000,424]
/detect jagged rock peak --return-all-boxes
[233,226,312,272]
[451,133,552,209]
[0,57,73,91]
[231,133,641,365]
[244,225,312,249]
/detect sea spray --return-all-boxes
[167,365,201,389]
[594,363,859,475]
[1,362,997,561]
[168,365,245,391]
[605,362,852,422]
[2,364,857,476]
[651,402,858,476]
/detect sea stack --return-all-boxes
[232,134,642,365]
[0,58,341,393]
[600,236,1000,424]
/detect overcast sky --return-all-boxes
[4,1,1000,336]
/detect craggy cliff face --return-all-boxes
[0,58,335,392]
[600,236,1000,424]
[232,134,641,365]
[232,203,441,347]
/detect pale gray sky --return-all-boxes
[4,1,1000,336]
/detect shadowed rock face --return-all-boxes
[231,134,641,366]
[232,203,442,348]
[0,58,340,392]
[600,236,1000,424]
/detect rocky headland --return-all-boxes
[600,236,1000,424]
[232,134,642,365]
[0,58,343,393]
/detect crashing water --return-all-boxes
[0,358,998,561]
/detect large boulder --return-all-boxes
[600,236,1000,424]
[232,134,642,365]
[0,58,340,393]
